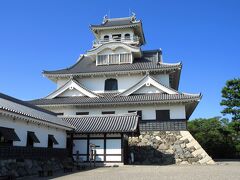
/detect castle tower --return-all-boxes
[30,14,214,165]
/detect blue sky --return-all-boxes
[0,0,239,119]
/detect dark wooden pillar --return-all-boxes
[87,134,90,162]
[104,133,106,162]
[121,134,124,163]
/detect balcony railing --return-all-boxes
[93,36,139,46]
[97,53,132,65]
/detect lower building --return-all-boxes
[0,93,74,177]
[65,114,139,165]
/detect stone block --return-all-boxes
[188,157,199,163]
[158,143,168,150]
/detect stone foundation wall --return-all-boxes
[128,131,215,165]
[0,158,63,177]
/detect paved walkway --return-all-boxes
[24,161,240,180]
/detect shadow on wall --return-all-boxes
[129,145,175,165]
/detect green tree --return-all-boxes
[188,117,237,158]
[220,78,240,121]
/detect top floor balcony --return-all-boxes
[93,35,140,47]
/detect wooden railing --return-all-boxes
[0,146,69,160]
[93,36,139,45]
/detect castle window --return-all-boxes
[156,110,170,121]
[124,33,130,40]
[97,53,132,65]
[48,135,58,148]
[105,79,118,91]
[0,127,20,146]
[112,34,121,41]
[103,35,109,41]
[102,111,115,114]
[56,112,64,116]
[76,112,89,115]
[27,131,40,147]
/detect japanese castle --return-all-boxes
[28,14,214,165]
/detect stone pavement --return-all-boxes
[23,161,240,180]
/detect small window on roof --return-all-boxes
[76,112,89,115]
[56,112,64,116]
[112,34,121,41]
[125,33,130,40]
[105,78,118,91]
[103,35,109,41]
[102,111,115,115]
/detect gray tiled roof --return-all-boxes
[0,93,73,130]
[43,50,181,77]
[63,113,139,134]
[90,17,138,28]
[29,93,201,107]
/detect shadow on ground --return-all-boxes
[129,145,175,165]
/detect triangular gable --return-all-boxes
[133,84,164,94]
[46,79,99,99]
[58,88,85,97]
[117,75,178,96]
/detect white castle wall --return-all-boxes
[0,114,67,148]
[56,74,170,94]
[47,104,186,120]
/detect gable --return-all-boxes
[46,79,99,99]
[58,88,84,97]
[133,84,164,94]
[117,75,178,96]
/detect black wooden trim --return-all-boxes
[104,134,106,162]
[76,112,89,115]
[80,161,122,163]
[139,119,187,131]
[73,137,121,140]
[86,134,90,161]
[0,146,68,160]
[121,134,124,162]
[73,153,121,156]
[102,111,115,114]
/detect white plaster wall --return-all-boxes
[0,115,67,148]
[73,135,122,162]
[106,139,121,154]
[78,74,170,93]
[78,75,142,93]
[153,74,170,87]
[56,78,69,89]
[55,74,170,94]
[47,104,186,120]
